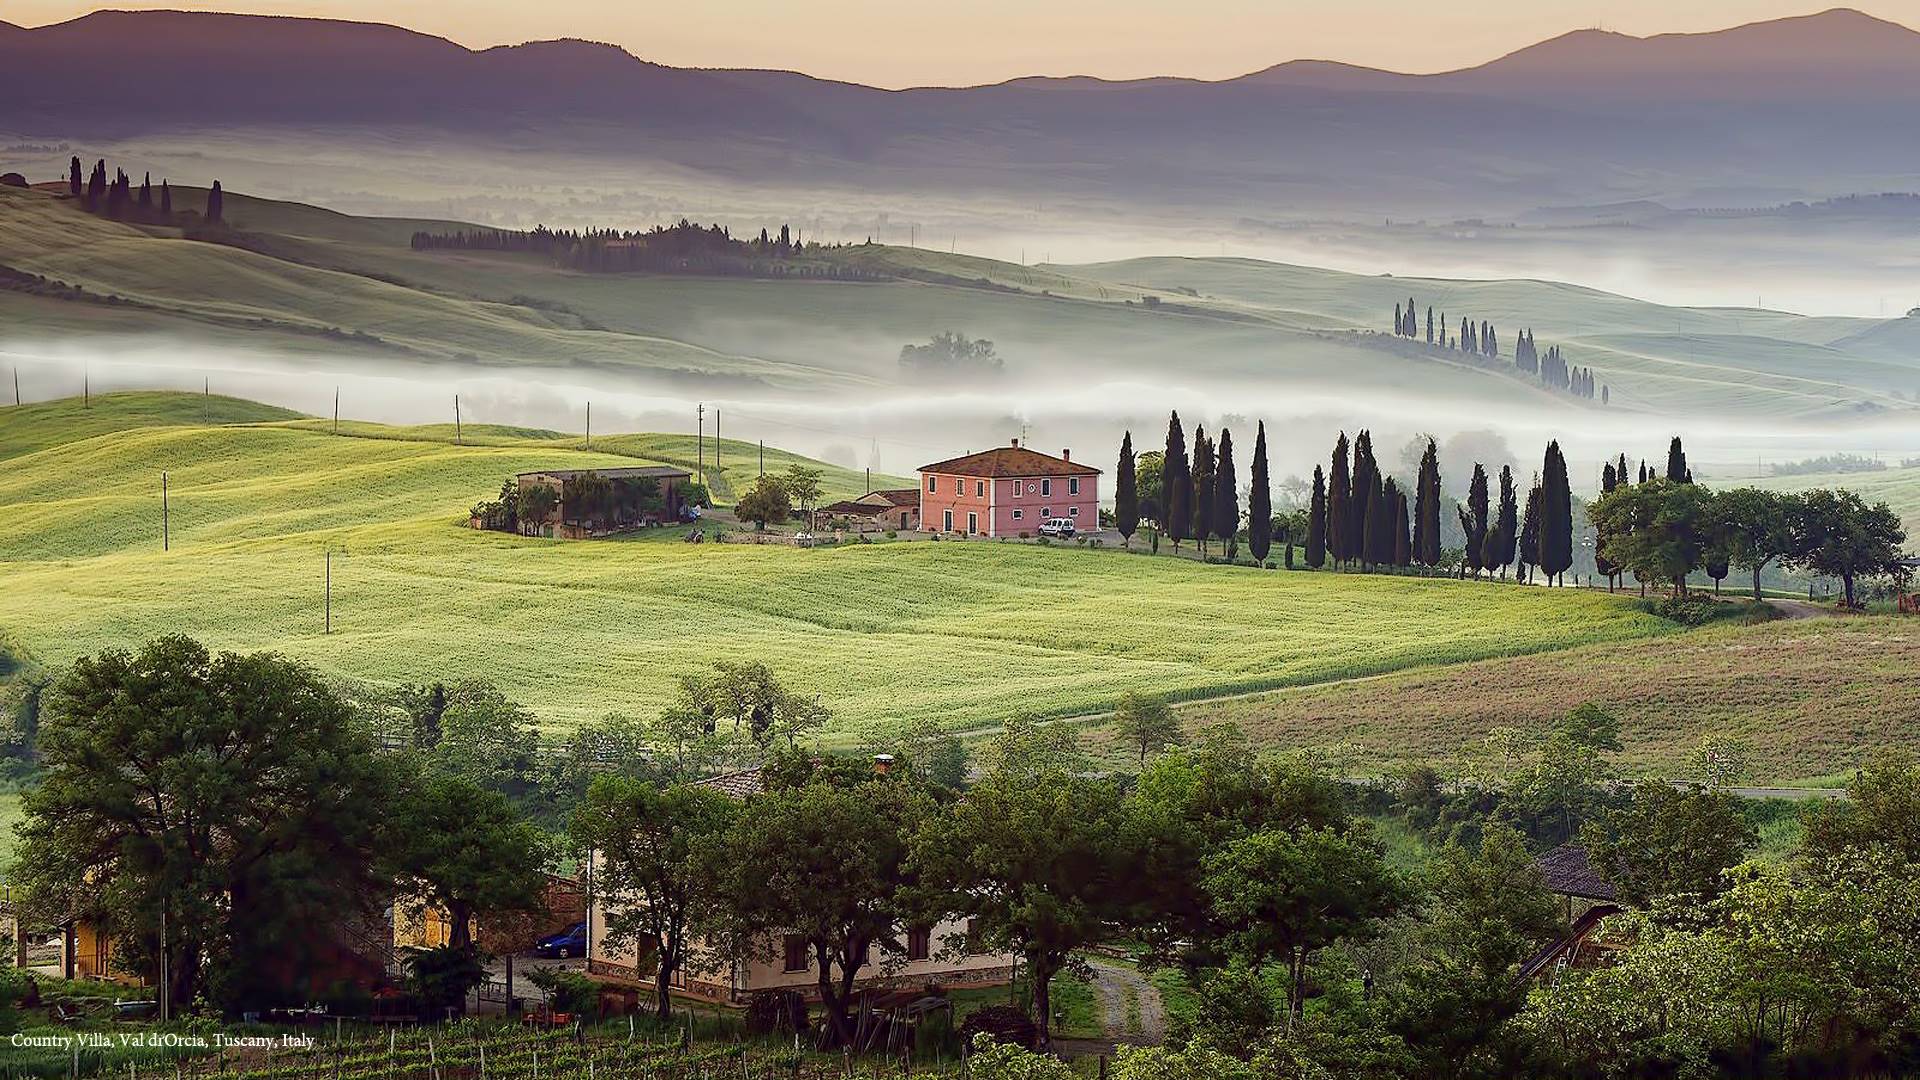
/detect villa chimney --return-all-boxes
[1061,448,1071,461]
[1010,438,1020,448]
[873,753,895,776]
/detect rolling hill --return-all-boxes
[0,393,1679,740]
[4,184,1916,428]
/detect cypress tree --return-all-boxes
[1306,466,1327,569]
[1164,412,1190,549]
[1248,422,1272,565]
[160,180,172,215]
[1540,441,1574,585]
[1594,461,1619,590]
[1367,478,1398,568]
[1190,427,1216,555]
[68,156,82,196]
[1393,487,1412,567]
[1327,433,1351,568]
[1460,464,1489,578]
[139,172,152,208]
[1349,430,1377,566]
[207,180,224,224]
[1492,465,1518,578]
[1406,297,1416,336]
[1518,478,1543,583]
[1666,436,1689,483]
[1394,303,1403,336]
[1413,438,1441,569]
[1425,307,1434,344]
[1115,431,1138,548]
[1214,428,1239,560]
[86,159,106,208]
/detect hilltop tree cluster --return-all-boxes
[1589,437,1909,605]
[64,155,212,224]
[1395,301,1607,403]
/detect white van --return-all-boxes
[1037,517,1077,538]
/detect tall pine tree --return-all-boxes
[1349,430,1378,566]
[207,180,225,224]
[1394,487,1412,568]
[1413,438,1441,570]
[1215,428,1240,562]
[68,156,82,196]
[1540,441,1574,585]
[1327,433,1351,568]
[1247,422,1272,566]
[1190,427,1216,556]
[1164,412,1190,549]
[1115,431,1138,548]
[1459,464,1489,578]
[1492,465,1519,578]
[1518,478,1543,583]
[1666,436,1690,483]
[1306,465,1328,569]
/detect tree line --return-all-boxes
[1392,298,1607,403]
[409,219,888,279]
[65,154,221,224]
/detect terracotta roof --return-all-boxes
[819,500,872,515]
[918,443,1100,478]
[1535,844,1619,902]
[695,767,765,801]
[872,489,920,507]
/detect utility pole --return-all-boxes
[697,403,705,480]
[333,387,339,434]
[12,366,17,406]
[325,550,332,634]
[161,472,169,551]
[454,395,462,445]
[758,439,764,477]
[203,377,209,422]
[714,408,720,477]
[84,368,89,408]
[586,401,591,450]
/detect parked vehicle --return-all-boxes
[793,531,817,548]
[1038,518,1077,538]
[533,922,588,959]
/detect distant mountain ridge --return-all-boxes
[7,8,1920,215]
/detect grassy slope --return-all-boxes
[1130,615,1919,783]
[0,186,864,390]
[0,389,302,459]
[0,394,1673,738]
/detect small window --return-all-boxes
[1012,509,1023,520]
[1042,507,1050,517]
[964,918,983,955]
[1068,478,1080,495]
[906,925,932,962]
[1041,478,1052,496]
[926,476,936,493]
[783,934,809,973]
[1069,506,1079,517]
[975,480,985,497]
[1008,482,1019,499]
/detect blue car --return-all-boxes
[534,922,587,959]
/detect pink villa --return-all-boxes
[918,439,1100,537]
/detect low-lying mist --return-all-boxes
[9,337,1916,500]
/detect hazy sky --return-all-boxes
[13,1,1920,86]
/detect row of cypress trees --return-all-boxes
[1113,413,1583,581]
[1395,300,1609,403]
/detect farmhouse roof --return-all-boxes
[696,767,766,801]
[1534,844,1619,902]
[820,489,922,516]
[517,465,691,482]
[872,488,921,507]
[918,440,1100,478]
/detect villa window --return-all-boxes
[907,925,933,962]
[1041,478,1052,496]
[1012,509,1023,520]
[926,476,936,493]
[976,480,985,497]
[1069,506,1079,516]
[783,934,809,973]
[1068,478,1080,495]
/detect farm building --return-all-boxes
[917,440,1100,537]
[815,488,921,532]
[1520,844,1622,983]
[585,763,1014,1003]
[517,466,693,538]
[393,873,585,954]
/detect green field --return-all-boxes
[5,184,1919,420]
[0,393,1681,739]
[1753,464,1920,534]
